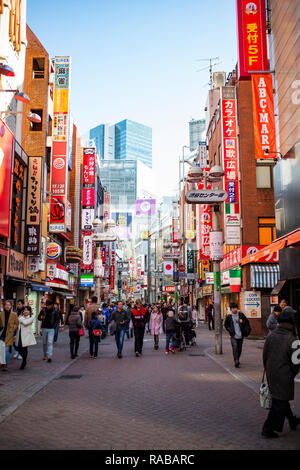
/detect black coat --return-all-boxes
[224,311,250,338]
[263,323,299,401]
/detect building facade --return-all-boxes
[189,118,206,152]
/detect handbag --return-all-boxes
[78,328,85,337]
[93,329,102,337]
[0,339,6,364]
[260,370,272,409]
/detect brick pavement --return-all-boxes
[0,325,299,450]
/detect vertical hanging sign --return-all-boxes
[221,87,241,244]
[252,74,277,159]
[236,0,269,78]
[25,157,42,255]
[50,56,71,233]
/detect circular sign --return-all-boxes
[53,157,65,170]
[47,243,62,260]
[179,264,186,273]
[140,201,151,213]
[165,263,172,272]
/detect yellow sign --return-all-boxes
[142,231,149,239]
[54,89,69,114]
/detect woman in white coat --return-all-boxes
[15,305,37,370]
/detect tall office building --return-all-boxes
[89,119,152,168]
[189,118,206,151]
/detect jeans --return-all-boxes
[42,328,55,359]
[89,334,99,357]
[166,332,177,351]
[208,317,215,330]
[125,324,130,339]
[115,329,126,354]
[69,331,80,357]
[263,398,295,433]
[230,337,243,363]
[54,323,60,342]
[134,327,145,353]
[181,322,190,346]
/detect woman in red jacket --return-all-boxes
[131,299,148,357]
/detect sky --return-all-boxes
[27,0,237,197]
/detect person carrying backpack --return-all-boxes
[176,299,192,348]
[87,311,103,359]
[224,302,251,368]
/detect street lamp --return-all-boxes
[0,89,30,103]
[0,64,15,77]
[183,162,226,355]
[0,110,41,123]
[92,218,117,302]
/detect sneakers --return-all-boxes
[261,431,279,439]
[135,352,140,357]
[165,349,169,355]
[17,354,22,360]
[47,358,52,363]
[170,347,175,354]
[13,352,19,359]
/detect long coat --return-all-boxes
[0,311,19,346]
[150,312,163,335]
[15,316,36,348]
[263,324,299,401]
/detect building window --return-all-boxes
[33,58,45,79]
[30,109,43,132]
[258,217,276,245]
[256,165,272,188]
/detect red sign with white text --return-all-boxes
[236,0,269,78]
[252,74,277,159]
[82,148,96,186]
[221,245,279,271]
[82,188,95,207]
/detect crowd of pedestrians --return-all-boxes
[0,293,299,440]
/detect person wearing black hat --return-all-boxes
[262,309,300,438]
[38,299,60,362]
[224,302,251,368]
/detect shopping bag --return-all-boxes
[260,370,272,409]
[0,339,6,364]
[78,328,85,337]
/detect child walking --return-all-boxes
[87,311,103,358]
[165,310,177,355]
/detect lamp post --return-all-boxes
[184,162,226,355]
[92,218,117,303]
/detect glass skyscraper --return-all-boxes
[89,119,152,168]
[99,160,137,212]
[189,118,206,151]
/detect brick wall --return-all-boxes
[21,26,50,157]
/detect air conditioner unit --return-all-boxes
[213,72,226,89]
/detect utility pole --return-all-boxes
[212,205,222,354]
[147,213,151,304]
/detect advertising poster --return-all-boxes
[25,157,42,255]
[0,119,14,238]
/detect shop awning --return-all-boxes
[250,265,280,289]
[242,228,300,265]
[271,280,286,296]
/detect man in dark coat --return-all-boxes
[224,302,251,368]
[262,310,300,438]
[206,303,215,331]
[109,301,130,358]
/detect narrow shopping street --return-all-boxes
[0,326,299,451]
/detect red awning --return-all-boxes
[57,232,71,242]
[241,228,300,265]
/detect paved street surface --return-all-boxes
[0,325,299,450]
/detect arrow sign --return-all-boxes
[245,302,260,308]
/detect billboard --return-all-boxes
[252,74,276,159]
[25,157,42,255]
[221,87,241,241]
[0,119,14,238]
[112,212,132,240]
[50,57,71,233]
[135,199,156,215]
[236,0,269,78]
[81,231,94,271]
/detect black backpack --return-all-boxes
[240,313,251,337]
